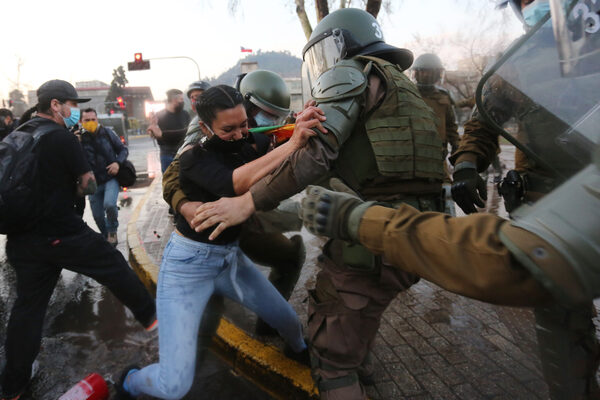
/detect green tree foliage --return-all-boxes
[105,66,128,114]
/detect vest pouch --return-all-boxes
[342,242,379,272]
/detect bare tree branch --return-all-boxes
[315,0,330,21]
[366,0,382,17]
[296,0,313,40]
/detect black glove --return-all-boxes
[451,162,487,214]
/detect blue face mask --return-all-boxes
[60,106,80,129]
[522,0,551,27]
[253,110,279,128]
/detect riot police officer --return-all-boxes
[412,53,460,157]
[190,8,445,399]
[448,1,600,397]
[412,53,460,214]
[303,1,600,398]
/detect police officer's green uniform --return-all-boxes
[246,9,444,398]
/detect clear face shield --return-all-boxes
[302,29,347,93]
[412,68,443,86]
[475,0,599,180]
[301,62,313,106]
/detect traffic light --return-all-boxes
[116,96,126,109]
[128,53,150,71]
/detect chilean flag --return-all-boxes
[240,46,253,53]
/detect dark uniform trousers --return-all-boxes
[307,190,443,399]
[1,226,156,395]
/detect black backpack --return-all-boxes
[0,119,57,234]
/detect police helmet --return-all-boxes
[302,8,414,83]
[412,53,444,86]
[239,70,290,118]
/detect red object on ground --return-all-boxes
[58,373,109,400]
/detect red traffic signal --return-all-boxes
[116,96,126,109]
[128,53,150,71]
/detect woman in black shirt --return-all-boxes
[120,85,325,399]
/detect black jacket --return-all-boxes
[81,125,128,184]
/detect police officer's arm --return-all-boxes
[358,205,552,306]
[249,61,381,212]
[448,113,498,214]
[300,184,552,307]
[445,103,460,153]
[449,114,500,170]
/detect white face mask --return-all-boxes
[253,110,279,127]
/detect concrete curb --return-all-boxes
[127,177,318,400]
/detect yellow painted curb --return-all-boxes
[127,177,319,400]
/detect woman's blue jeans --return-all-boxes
[89,178,119,237]
[126,232,306,399]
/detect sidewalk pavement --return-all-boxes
[127,174,558,400]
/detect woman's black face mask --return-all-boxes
[207,133,247,152]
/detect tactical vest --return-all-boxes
[334,56,444,200]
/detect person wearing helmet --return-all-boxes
[412,53,460,157]
[190,8,445,399]
[240,69,291,128]
[428,0,600,399]
[161,71,308,338]
[412,53,461,215]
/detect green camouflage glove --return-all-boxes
[300,179,375,242]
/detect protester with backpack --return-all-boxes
[80,107,128,245]
[0,80,156,400]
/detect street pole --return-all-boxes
[147,56,201,80]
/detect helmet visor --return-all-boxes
[413,69,442,85]
[476,9,599,180]
[303,29,347,88]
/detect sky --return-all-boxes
[0,0,523,104]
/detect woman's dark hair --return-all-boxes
[195,85,243,128]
